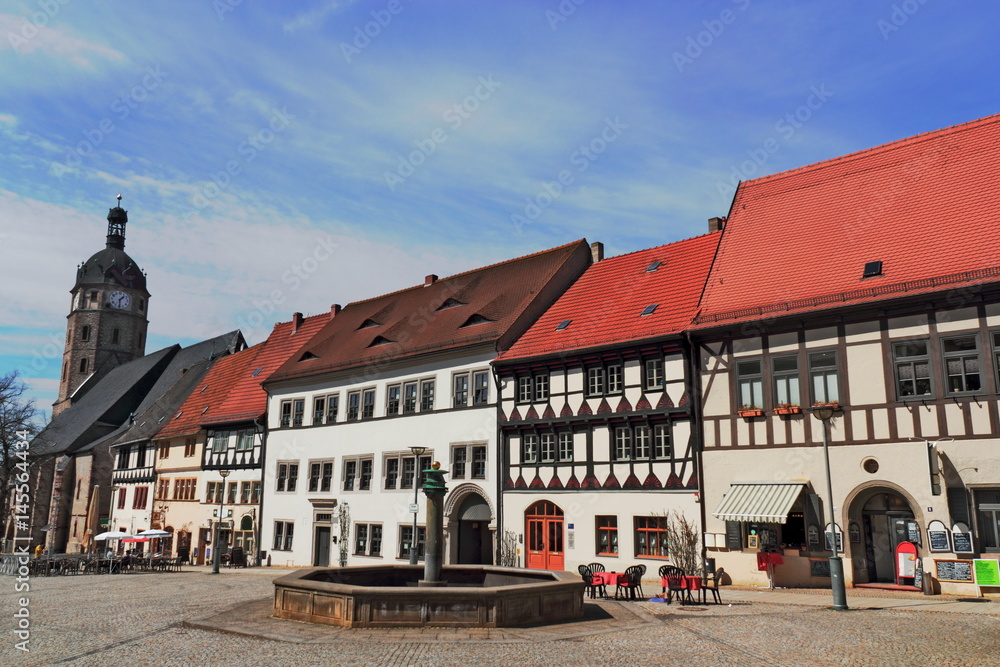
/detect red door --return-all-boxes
[525,500,564,570]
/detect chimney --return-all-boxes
[590,241,604,262]
[708,216,726,233]
[424,274,438,287]
[330,304,341,319]
[291,312,304,332]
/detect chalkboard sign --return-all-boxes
[726,522,742,550]
[913,559,923,590]
[907,521,921,544]
[952,532,973,553]
[810,559,831,578]
[928,530,951,553]
[935,559,974,582]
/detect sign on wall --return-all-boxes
[973,559,1000,587]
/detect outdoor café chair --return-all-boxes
[578,564,601,599]
[659,565,686,604]
[587,562,606,573]
[702,567,724,604]
[617,565,645,600]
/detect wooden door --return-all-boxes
[525,500,564,570]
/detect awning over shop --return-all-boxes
[713,482,806,524]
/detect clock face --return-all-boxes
[109,291,131,310]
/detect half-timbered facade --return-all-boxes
[495,233,721,573]
[694,114,1000,594]
[261,241,592,568]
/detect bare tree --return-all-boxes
[652,509,702,575]
[1,371,41,547]
[498,529,519,567]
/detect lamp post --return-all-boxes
[107,485,120,555]
[211,470,231,574]
[408,446,427,565]
[808,405,848,610]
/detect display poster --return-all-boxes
[935,559,974,582]
[973,559,1000,586]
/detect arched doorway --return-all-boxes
[455,494,493,564]
[860,490,915,583]
[525,500,564,571]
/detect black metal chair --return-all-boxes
[617,565,646,600]
[659,565,687,604]
[587,562,606,573]
[578,564,600,599]
[702,567,724,604]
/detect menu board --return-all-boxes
[952,532,974,553]
[907,521,921,545]
[935,559,974,582]
[974,559,1000,586]
[927,530,951,553]
[810,559,831,578]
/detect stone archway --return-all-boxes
[845,482,923,585]
[444,484,495,565]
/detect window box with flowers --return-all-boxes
[811,401,842,411]
[738,405,765,418]
[773,403,802,416]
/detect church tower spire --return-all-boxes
[53,196,151,416]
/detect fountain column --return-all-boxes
[419,461,448,587]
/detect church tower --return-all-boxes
[53,196,150,416]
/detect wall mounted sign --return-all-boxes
[934,559,974,582]
[973,559,1000,587]
[849,522,861,544]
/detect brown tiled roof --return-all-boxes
[267,240,591,383]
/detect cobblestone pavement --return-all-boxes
[3,568,1000,666]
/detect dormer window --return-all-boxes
[460,314,493,327]
[437,298,466,310]
[358,319,381,329]
[368,335,393,347]
[299,351,319,361]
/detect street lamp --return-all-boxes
[211,470,231,574]
[408,446,427,565]
[808,404,848,610]
[107,485,121,555]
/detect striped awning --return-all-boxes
[713,483,806,524]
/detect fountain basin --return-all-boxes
[273,565,585,628]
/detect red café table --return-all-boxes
[661,575,704,604]
[590,571,628,597]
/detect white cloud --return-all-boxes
[282,0,359,33]
[0,14,126,69]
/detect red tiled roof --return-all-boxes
[497,233,722,362]
[267,240,592,382]
[694,113,1000,327]
[156,348,258,438]
[207,314,328,424]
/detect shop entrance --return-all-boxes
[525,500,564,571]
[455,494,493,565]
[860,491,915,583]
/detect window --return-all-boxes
[183,438,196,457]
[343,460,357,491]
[398,525,426,560]
[416,455,433,486]
[540,433,556,462]
[736,359,763,408]
[772,355,801,405]
[172,478,197,501]
[534,374,549,401]
[273,521,294,551]
[236,430,254,451]
[975,489,1000,551]
[607,364,623,394]
[387,385,401,414]
[211,431,229,453]
[81,325,90,341]
[326,394,339,423]
[993,332,1000,391]
[292,399,305,427]
[206,482,223,504]
[308,460,334,493]
[156,478,170,500]
[79,358,88,373]
[809,350,840,403]
[653,424,672,460]
[384,458,400,489]
[522,434,538,463]
[158,442,169,459]
[644,358,664,390]
[313,396,326,424]
[558,432,573,462]
[116,446,130,470]
[614,427,632,460]
[942,336,981,394]
[251,482,261,503]
[452,446,468,478]
[471,446,487,478]
[280,401,293,428]
[420,379,435,411]
[360,459,373,490]
[240,482,251,503]
[634,426,651,459]
[517,376,533,403]
[132,486,149,510]
[586,367,605,396]
[276,462,298,493]
[635,516,669,558]
[355,523,382,556]
[453,374,469,407]
[117,487,126,509]
[112,328,120,344]
[473,371,490,405]
[596,516,618,555]
[402,457,416,489]
[347,391,361,420]
[403,382,418,413]
[227,482,238,504]
[362,388,376,419]
[893,341,932,398]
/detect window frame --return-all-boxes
[354,523,383,557]
[614,426,632,461]
[517,376,533,403]
[586,366,605,397]
[398,525,426,560]
[644,358,664,391]
[808,349,841,404]
[386,384,401,415]
[558,432,574,462]
[453,373,469,408]
[522,434,538,464]
[596,515,619,556]
[893,340,933,399]
[540,432,556,463]
[941,334,982,395]
[347,391,361,421]
[420,379,435,412]
[772,354,801,406]
[276,462,299,493]
[473,370,490,405]
[361,388,376,419]
[634,516,669,559]
[736,358,764,409]
[273,521,294,551]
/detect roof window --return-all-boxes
[251,367,262,377]
[645,261,662,273]
[863,261,883,278]
[640,304,658,317]
[555,320,572,331]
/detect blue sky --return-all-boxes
[2,0,998,421]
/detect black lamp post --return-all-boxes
[408,446,426,565]
[808,405,848,610]
[211,470,231,575]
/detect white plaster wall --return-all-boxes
[846,343,886,405]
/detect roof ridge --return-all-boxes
[344,239,587,307]
[742,113,1000,188]
[600,230,721,262]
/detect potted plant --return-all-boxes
[773,403,802,415]
[738,404,764,418]
[811,401,842,410]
